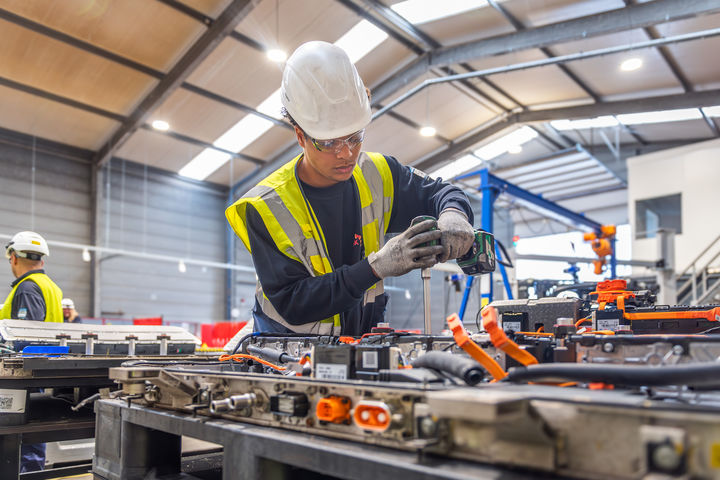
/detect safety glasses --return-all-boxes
[309,129,365,154]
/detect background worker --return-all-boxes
[2,231,63,323]
[1,231,63,473]
[226,41,475,336]
[62,298,82,323]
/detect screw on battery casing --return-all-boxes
[81,332,98,355]
[56,333,70,347]
[126,335,138,356]
[157,334,170,355]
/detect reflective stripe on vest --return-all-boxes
[225,152,394,334]
[0,273,64,322]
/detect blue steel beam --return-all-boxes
[458,167,617,312]
[457,168,604,233]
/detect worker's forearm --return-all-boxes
[266,259,379,325]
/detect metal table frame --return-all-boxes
[0,417,94,480]
[93,399,541,480]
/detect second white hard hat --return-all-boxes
[61,298,75,309]
[5,231,50,259]
[281,41,372,140]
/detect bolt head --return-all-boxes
[419,417,437,436]
[652,443,682,472]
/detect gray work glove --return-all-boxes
[437,209,475,263]
[368,219,444,279]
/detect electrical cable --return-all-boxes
[230,331,324,355]
[230,332,260,355]
[72,390,123,412]
[247,345,300,363]
[513,203,548,235]
[494,238,514,268]
[575,317,592,328]
[121,360,227,367]
[411,351,485,385]
[503,362,720,386]
[447,313,507,380]
[219,353,286,371]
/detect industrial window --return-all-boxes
[635,194,682,239]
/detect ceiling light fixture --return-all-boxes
[334,20,388,62]
[620,57,643,72]
[178,260,187,273]
[151,120,170,131]
[430,154,481,180]
[429,126,537,180]
[391,0,486,25]
[419,126,436,137]
[550,116,619,131]
[81,248,91,262]
[475,126,538,160]
[702,105,720,117]
[508,145,523,154]
[179,148,232,180]
[266,48,287,63]
[617,108,702,125]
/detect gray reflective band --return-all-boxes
[249,152,391,333]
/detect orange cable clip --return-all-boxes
[447,313,507,380]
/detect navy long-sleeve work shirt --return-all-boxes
[245,154,473,335]
[9,269,47,321]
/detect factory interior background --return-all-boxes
[1,0,720,478]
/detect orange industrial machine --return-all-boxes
[583,225,616,275]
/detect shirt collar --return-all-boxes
[11,269,45,287]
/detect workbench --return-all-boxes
[93,398,553,480]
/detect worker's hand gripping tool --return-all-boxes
[410,216,496,276]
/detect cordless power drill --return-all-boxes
[410,216,496,275]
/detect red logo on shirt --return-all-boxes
[353,234,362,247]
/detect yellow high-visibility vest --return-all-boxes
[226,152,394,334]
[0,272,63,322]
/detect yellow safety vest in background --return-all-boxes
[0,272,63,322]
[226,152,394,334]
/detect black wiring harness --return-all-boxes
[504,362,720,387]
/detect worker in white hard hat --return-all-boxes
[62,298,81,323]
[2,231,63,473]
[1,231,63,323]
[226,41,474,336]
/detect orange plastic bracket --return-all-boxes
[481,307,538,367]
[447,313,507,380]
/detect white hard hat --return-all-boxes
[61,298,75,309]
[281,41,372,140]
[5,231,50,259]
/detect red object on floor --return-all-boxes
[133,317,163,326]
[200,321,247,348]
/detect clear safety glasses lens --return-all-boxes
[312,130,365,153]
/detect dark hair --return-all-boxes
[281,107,299,128]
